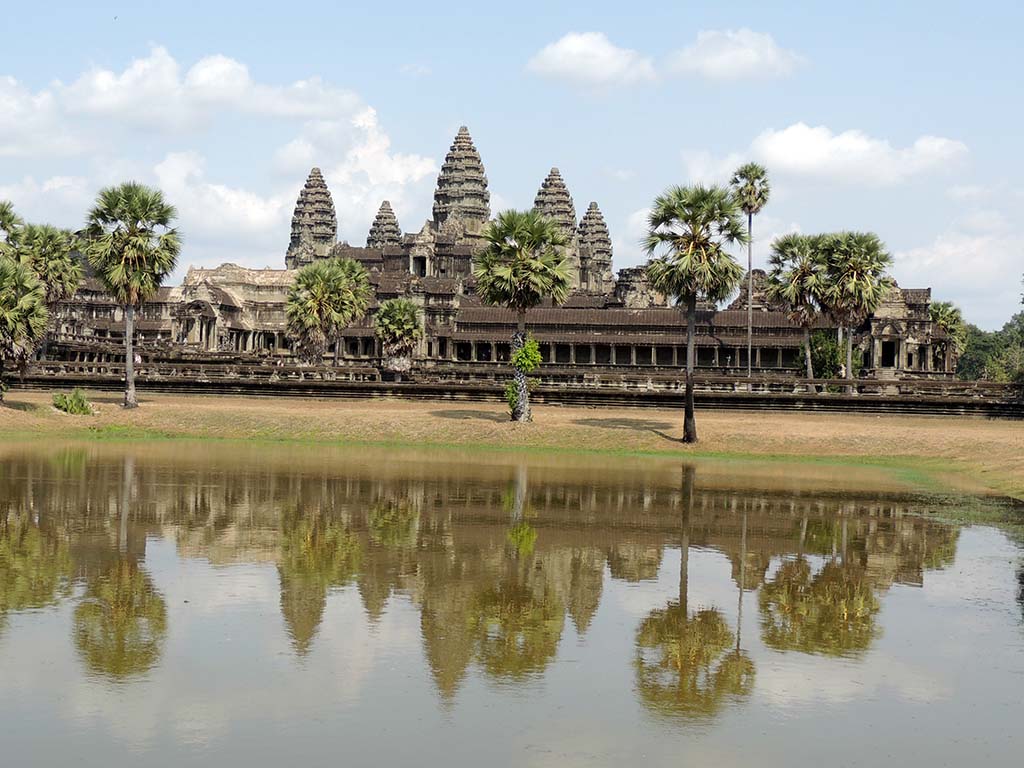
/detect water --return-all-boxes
[1,441,1022,767]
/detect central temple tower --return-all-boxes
[431,126,491,236]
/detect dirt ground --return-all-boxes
[2,389,1022,498]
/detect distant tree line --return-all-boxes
[957,277,1024,383]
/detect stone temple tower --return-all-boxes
[577,202,614,294]
[367,200,402,249]
[533,167,580,288]
[286,167,337,269]
[432,126,491,235]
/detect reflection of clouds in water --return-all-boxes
[919,527,1020,613]
[755,654,950,709]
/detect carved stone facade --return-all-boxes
[577,202,614,294]
[366,201,402,249]
[285,168,337,270]
[431,126,490,236]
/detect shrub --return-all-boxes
[512,337,542,374]
[52,388,92,415]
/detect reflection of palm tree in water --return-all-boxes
[73,557,167,680]
[505,463,536,558]
[634,465,755,720]
[0,513,74,638]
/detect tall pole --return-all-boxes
[746,212,753,378]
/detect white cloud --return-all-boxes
[750,123,968,185]
[681,149,744,185]
[946,184,987,201]
[668,29,805,80]
[895,229,1022,329]
[527,32,656,87]
[0,76,85,157]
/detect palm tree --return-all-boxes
[0,201,23,249]
[0,256,48,402]
[821,232,894,380]
[473,209,573,422]
[765,233,827,379]
[83,182,180,408]
[286,257,372,366]
[644,185,746,442]
[929,300,966,370]
[729,164,770,377]
[375,298,422,381]
[14,224,83,356]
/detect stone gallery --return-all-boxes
[49,127,956,377]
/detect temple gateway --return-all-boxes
[50,127,956,377]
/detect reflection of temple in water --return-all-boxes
[1,446,962,700]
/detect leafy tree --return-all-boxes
[286,257,372,365]
[644,185,746,442]
[730,163,770,377]
[0,200,22,246]
[958,312,1024,382]
[13,224,82,358]
[473,209,572,422]
[820,232,894,379]
[765,233,827,378]
[0,256,48,402]
[72,559,168,679]
[929,300,967,370]
[84,182,181,408]
[374,298,422,379]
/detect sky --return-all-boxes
[1,0,1021,329]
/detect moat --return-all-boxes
[2,441,1022,767]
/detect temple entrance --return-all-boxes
[880,340,897,368]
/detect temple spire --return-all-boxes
[432,126,490,234]
[577,201,614,293]
[533,167,577,239]
[286,167,337,269]
[367,200,402,249]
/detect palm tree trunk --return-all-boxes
[736,509,747,651]
[845,327,854,380]
[123,304,138,409]
[0,357,5,403]
[680,465,694,612]
[511,310,530,423]
[804,326,814,379]
[747,212,753,378]
[683,295,697,443]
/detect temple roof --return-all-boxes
[432,126,490,231]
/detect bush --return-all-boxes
[512,337,542,374]
[52,388,92,415]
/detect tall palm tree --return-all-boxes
[374,297,422,381]
[285,257,372,365]
[473,209,573,422]
[729,164,770,377]
[821,232,894,380]
[83,182,180,408]
[0,256,48,402]
[15,224,83,356]
[929,300,966,370]
[764,233,827,379]
[644,185,746,443]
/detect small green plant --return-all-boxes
[52,388,92,415]
[511,337,542,374]
[504,376,538,415]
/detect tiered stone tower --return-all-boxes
[432,126,490,235]
[286,167,337,269]
[577,202,614,294]
[367,200,402,249]
[533,167,580,287]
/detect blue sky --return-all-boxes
[2,0,1021,328]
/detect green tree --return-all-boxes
[730,163,771,377]
[0,200,22,247]
[72,559,168,679]
[644,186,746,442]
[84,182,181,408]
[765,233,827,379]
[929,300,967,369]
[285,257,372,365]
[0,256,48,402]
[374,297,422,380]
[821,232,894,380]
[473,209,572,422]
[14,224,83,356]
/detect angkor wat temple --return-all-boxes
[49,126,956,377]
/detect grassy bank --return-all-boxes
[2,389,1023,500]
